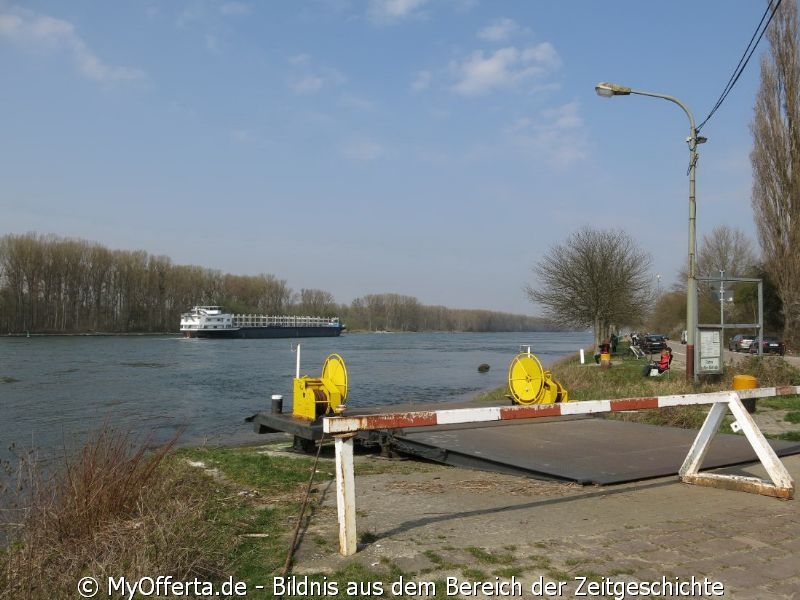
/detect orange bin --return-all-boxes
[733,374,758,413]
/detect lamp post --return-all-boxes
[595,82,705,382]
[719,270,725,330]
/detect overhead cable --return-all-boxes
[696,0,782,133]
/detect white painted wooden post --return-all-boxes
[680,392,794,498]
[679,399,729,476]
[727,394,794,491]
[334,434,357,556]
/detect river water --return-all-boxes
[0,331,591,460]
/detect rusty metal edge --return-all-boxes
[681,473,794,499]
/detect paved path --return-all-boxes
[299,454,800,599]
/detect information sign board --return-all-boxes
[698,327,723,375]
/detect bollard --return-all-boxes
[733,375,758,413]
[580,349,585,364]
[600,352,611,369]
[271,394,284,414]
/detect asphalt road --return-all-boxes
[668,343,800,371]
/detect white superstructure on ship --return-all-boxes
[180,306,344,339]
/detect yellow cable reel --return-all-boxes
[321,353,348,413]
[293,353,348,420]
[507,352,568,405]
[508,352,546,404]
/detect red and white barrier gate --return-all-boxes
[323,388,797,556]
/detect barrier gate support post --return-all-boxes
[325,388,797,556]
[334,434,357,556]
[679,393,794,498]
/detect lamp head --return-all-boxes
[595,82,632,97]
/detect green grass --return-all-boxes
[493,565,524,578]
[177,445,322,492]
[472,386,512,404]
[759,395,800,410]
[465,546,516,565]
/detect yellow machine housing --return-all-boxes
[293,353,349,420]
[507,351,569,405]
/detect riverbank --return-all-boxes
[1,331,179,337]
[2,346,799,599]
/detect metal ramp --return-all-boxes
[387,417,800,485]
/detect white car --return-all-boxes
[729,334,754,352]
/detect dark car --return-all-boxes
[749,336,786,356]
[640,334,667,353]
[729,333,755,353]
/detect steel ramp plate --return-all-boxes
[390,417,800,485]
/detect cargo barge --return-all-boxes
[180,306,344,339]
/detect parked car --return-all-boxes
[640,334,668,353]
[748,336,786,356]
[728,333,755,353]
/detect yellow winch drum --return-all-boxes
[293,353,349,420]
[507,352,568,405]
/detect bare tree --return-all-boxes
[696,225,758,278]
[692,225,759,323]
[295,288,336,316]
[674,225,757,290]
[751,0,800,346]
[526,227,652,347]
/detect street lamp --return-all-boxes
[719,270,725,330]
[595,82,706,382]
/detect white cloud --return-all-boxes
[231,129,256,143]
[219,2,252,16]
[290,75,325,94]
[521,42,560,68]
[176,2,207,29]
[0,7,145,84]
[411,70,432,91]
[508,101,588,169]
[451,43,560,96]
[204,33,219,52]
[542,102,583,129]
[338,93,374,111]
[288,53,311,66]
[367,0,430,23]
[287,55,346,95]
[477,17,518,42]
[341,138,384,161]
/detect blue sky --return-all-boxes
[0,1,769,315]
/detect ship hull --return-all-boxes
[183,326,344,339]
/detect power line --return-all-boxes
[696,0,782,133]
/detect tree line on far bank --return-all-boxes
[0,233,557,334]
